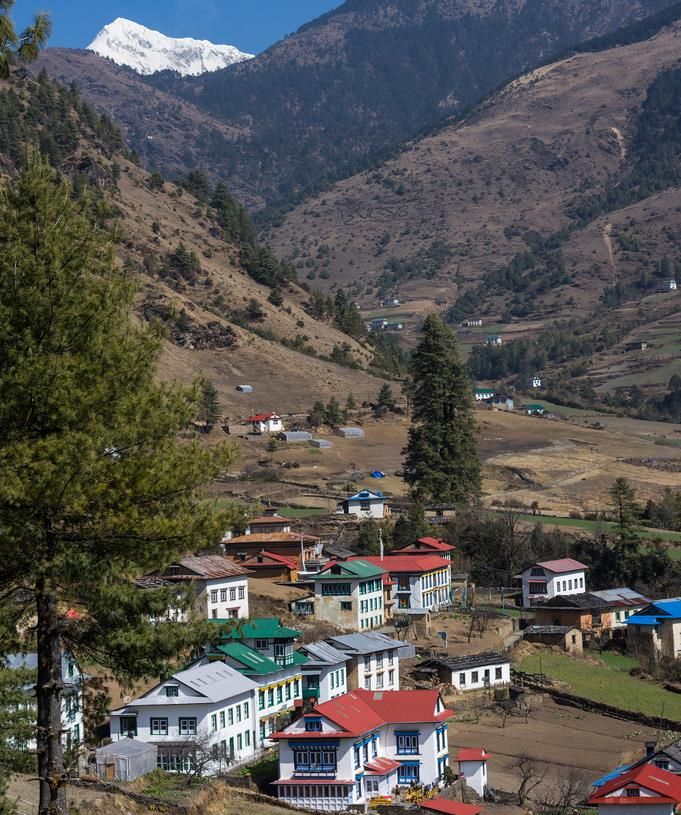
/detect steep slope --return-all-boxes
[39,0,677,209]
[266,20,681,317]
[0,73,387,416]
[87,18,254,76]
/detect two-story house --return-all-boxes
[313,560,387,631]
[149,555,250,620]
[349,555,452,611]
[6,651,84,750]
[336,489,388,519]
[518,558,588,608]
[110,662,259,772]
[590,588,650,630]
[626,599,681,663]
[223,510,320,564]
[204,617,307,744]
[324,632,412,692]
[392,536,455,561]
[272,688,453,811]
[533,593,612,639]
[586,763,681,815]
[297,641,351,704]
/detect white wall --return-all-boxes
[206,575,249,619]
[522,567,586,607]
[450,661,510,691]
[344,501,385,519]
[394,567,450,611]
[460,760,488,797]
[357,649,400,691]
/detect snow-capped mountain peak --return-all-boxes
[87,17,254,77]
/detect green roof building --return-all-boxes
[313,560,387,632]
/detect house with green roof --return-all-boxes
[202,617,308,745]
[313,560,387,633]
[474,386,495,402]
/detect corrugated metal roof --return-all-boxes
[97,739,156,758]
[300,641,351,666]
[215,642,282,675]
[591,587,650,607]
[326,632,409,655]
[535,558,588,573]
[161,555,250,580]
[218,617,302,640]
[317,559,386,579]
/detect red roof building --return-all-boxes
[393,537,455,561]
[587,763,681,813]
[348,555,452,612]
[238,550,299,581]
[421,801,483,815]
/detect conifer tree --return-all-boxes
[403,315,481,504]
[197,379,221,432]
[0,1,51,79]
[0,156,239,815]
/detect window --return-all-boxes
[459,673,466,686]
[388,650,395,665]
[255,639,268,650]
[626,789,640,798]
[220,589,227,602]
[655,760,670,770]
[579,577,584,588]
[396,733,419,755]
[398,763,420,784]
[529,583,547,595]
[150,718,168,736]
[321,583,351,596]
[495,667,502,680]
[330,671,335,690]
[276,685,283,704]
[245,730,250,746]
[285,682,292,700]
[230,587,236,601]
[571,635,577,645]
[237,733,242,750]
[210,590,218,603]
[366,778,379,794]
[179,717,197,736]
[220,711,225,728]
[377,673,384,688]
[268,688,274,706]
[305,719,322,732]
[244,702,249,717]
[530,567,545,576]
[388,670,395,685]
[165,685,179,698]
[258,691,265,710]
[294,679,300,697]
[211,714,218,732]
[471,671,479,683]
[341,601,352,611]
[238,586,245,600]
[360,501,371,511]
[120,716,137,737]
[236,705,242,722]
[354,746,361,768]
[228,708,234,725]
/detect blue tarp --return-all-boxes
[371,471,385,478]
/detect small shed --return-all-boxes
[96,739,157,782]
[525,403,545,415]
[335,427,365,439]
[236,384,253,393]
[311,438,333,449]
[523,624,583,656]
[280,431,312,442]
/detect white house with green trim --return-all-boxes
[474,387,495,402]
[313,560,387,632]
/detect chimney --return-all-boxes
[379,531,384,562]
[645,741,656,758]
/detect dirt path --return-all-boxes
[602,221,615,277]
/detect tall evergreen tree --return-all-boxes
[0,1,51,79]
[403,315,481,504]
[197,378,221,432]
[392,503,432,549]
[0,156,239,815]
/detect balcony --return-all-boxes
[303,686,320,699]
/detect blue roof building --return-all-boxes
[336,489,388,519]
[626,598,681,663]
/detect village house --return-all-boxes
[325,632,412,692]
[591,588,650,629]
[149,555,250,620]
[313,560,387,631]
[247,412,283,434]
[223,510,320,564]
[669,280,677,291]
[474,387,495,402]
[522,625,583,656]
[271,688,453,811]
[456,748,490,798]
[238,551,299,582]
[414,652,511,693]
[462,318,483,327]
[336,489,388,519]
[203,618,307,745]
[533,593,612,638]
[530,375,542,389]
[518,558,588,608]
[109,662,259,772]
[626,598,681,663]
[586,763,681,815]
[393,536,455,561]
[6,652,84,750]
[349,554,452,612]
[298,641,351,704]
[524,403,545,416]
[485,335,503,346]
[487,393,515,411]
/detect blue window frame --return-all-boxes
[292,746,337,773]
[305,719,322,732]
[321,583,351,596]
[398,762,420,784]
[396,732,419,755]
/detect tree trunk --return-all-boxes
[36,574,67,815]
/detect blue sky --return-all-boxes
[12,1,343,53]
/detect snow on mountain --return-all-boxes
[87,17,254,77]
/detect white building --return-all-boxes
[336,489,387,519]
[313,560,387,631]
[151,555,250,620]
[669,280,677,291]
[6,652,84,750]
[325,632,412,693]
[587,763,681,815]
[298,641,350,703]
[591,588,650,629]
[109,662,259,772]
[518,558,588,608]
[474,387,495,402]
[415,652,511,692]
[350,555,452,612]
[247,413,283,434]
[272,688,453,811]
[530,375,542,389]
[456,748,490,797]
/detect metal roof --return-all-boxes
[218,617,301,640]
[524,625,578,635]
[214,642,283,675]
[317,560,386,580]
[537,592,608,610]
[160,555,250,580]
[325,632,410,655]
[534,558,588,573]
[418,651,510,671]
[97,739,156,758]
[299,641,351,666]
[591,588,650,607]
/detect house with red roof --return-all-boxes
[222,510,320,564]
[518,558,588,608]
[586,762,681,815]
[393,536,455,561]
[348,554,452,612]
[421,801,482,815]
[238,550,299,582]
[271,688,453,811]
[247,412,283,434]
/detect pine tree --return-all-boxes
[0,156,239,815]
[392,503,432,549]
[0,1,51,79]
[0,662,36,813]
[197,379,221,432]
[403,315,481,504]
[325,396,343,428]
[308,400,326,428]
[609,477,638,545]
